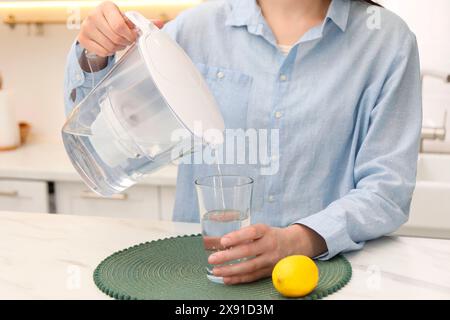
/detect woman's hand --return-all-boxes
[78,1,138,58]
[208,223,327,285]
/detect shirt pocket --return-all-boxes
[195,63,253,129]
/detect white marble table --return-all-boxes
[0,211,449,300]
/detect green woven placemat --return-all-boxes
[94,234,351,300]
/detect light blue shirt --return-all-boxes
[64,0,422,260]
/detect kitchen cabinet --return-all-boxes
[0,179,48,213]
[395,154,450,239]
[54,182,177,220]
[54,182,160,219]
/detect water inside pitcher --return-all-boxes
[63,44,197,196]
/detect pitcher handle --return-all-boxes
[125,11,158,34]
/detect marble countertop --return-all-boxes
[1,211,449,300]
[0,137,177,186]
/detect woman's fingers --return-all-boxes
[86,27,119,55]
[122,14,136,30]
[96,13,131,47]
[220,224,269,248]
[208,233,276,264]
[223,267,273,285]
[102,2,137,42]
[208,237,267,265]
[213,255,272,277]
[79,38,110,58]
[78,1,137,57]
[209,226,284,283]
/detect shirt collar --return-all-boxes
[225,0,351,33]
[327,0,351,32]
[225,0,262,28]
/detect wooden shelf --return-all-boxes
[0,1,201,26]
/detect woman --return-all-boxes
[64,0,422,284]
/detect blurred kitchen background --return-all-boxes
[0,1,449,238]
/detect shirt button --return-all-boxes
[274,111,283,119]
[216,71,224,79]
[76,73,83,82]
[279,74,287,82]
[268,195,275,203]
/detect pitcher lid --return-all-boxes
[125,12,225,144]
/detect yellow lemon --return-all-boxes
[272,255,319,298]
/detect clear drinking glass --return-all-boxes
[195,175,254,284]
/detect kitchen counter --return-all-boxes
[0,137,177,186]
[1,211,449,300]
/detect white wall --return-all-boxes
[382,0,450,152]
[0,24,78,141]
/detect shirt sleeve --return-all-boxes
[161,16,180,40]
[63,41,115,116]
[294,33,422,260]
